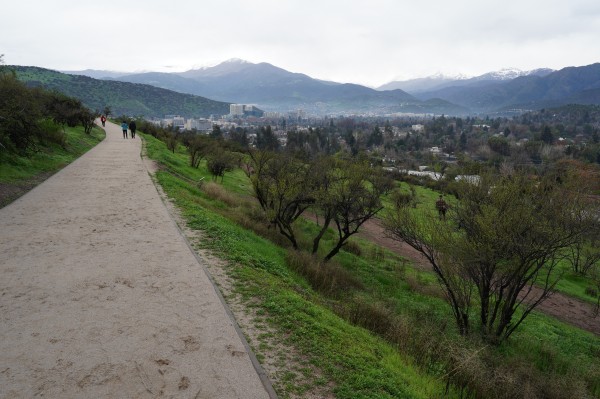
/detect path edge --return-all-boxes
[139,137,279,399]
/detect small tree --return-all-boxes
[247,150,313,249]
[320,159,393,261]
[206,148,235,182]
[166,132,178,153]
[385,169,597,342]
[256,125,279,151]
[567,238,600,275]
[188,135,214,168]
[385,201,473,335]
[210,124,222,140]
[78,108,98,135]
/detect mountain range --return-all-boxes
[377,68,555,93]
[93,59,467,115]
[13,60,600,117]
[411,64,600,113]
[65,60,600,116]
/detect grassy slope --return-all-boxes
[142,132,600,398]
[0,125,105,206]
[145,136,454,398]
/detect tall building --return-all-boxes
[230,104,245,116]
[230,104,264,117]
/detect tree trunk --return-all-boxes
[312,214,332,254]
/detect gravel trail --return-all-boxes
[0,121,274,398]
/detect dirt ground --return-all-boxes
[355,217,600,336]
[0,171,55,208]
[0,121,275,398]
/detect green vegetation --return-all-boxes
[0,60,106,206]
[386,170,599,342]
[12,66,230,118]
[140,130,600,399]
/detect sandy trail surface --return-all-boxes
[0,121,274,398]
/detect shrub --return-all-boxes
[202,181,239,208]
[38,119,67,147]
[285,250,363,297]
[342,240,362,256]
[369,245,386,261]
[585,286,598,298]
[343,297,394,336]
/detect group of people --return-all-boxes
[99,115,137,139]
[120,120,137,139]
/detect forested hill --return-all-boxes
[11,66,230,118]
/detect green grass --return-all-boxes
[154,168,452,398]
[144,136,252,196]
[552,262,599,304]
[141,132,600,399]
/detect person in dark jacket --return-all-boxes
[435,195,448,220]
[129,120,137,139]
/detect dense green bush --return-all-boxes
[0,68,96,154]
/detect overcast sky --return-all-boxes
[2,0,599,87]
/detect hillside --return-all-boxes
[12,66,230,118]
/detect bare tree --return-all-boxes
[187,135,214,168]
[206,148,235,183]
[247,150,314,249]
[321,159,393,261]
[385,204,473,335]
[385,169,597,342]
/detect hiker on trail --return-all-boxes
[100,115,106,127]
[121,121,128,139]
[436,194,448,220]
[129,120,137,139]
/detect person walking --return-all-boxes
[121,121,128,139]
[128,120,137,139]
[435,194,448,220]
[100,115,107,127]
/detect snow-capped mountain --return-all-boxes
[473,68,554,81]
[378,68,555,94]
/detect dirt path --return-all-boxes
[354,217,600,336]
[0,121,275,398]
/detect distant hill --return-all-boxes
[12,66,230,118]
[108,59,465,115]
[61,69,131,80]
[377,75,465,94]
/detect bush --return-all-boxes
[342,240,362,256]
[285,250,363,297]
[202,181,240,208]
[37,119,66,148]
[585,286,598,298]
[343,297,394,336]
